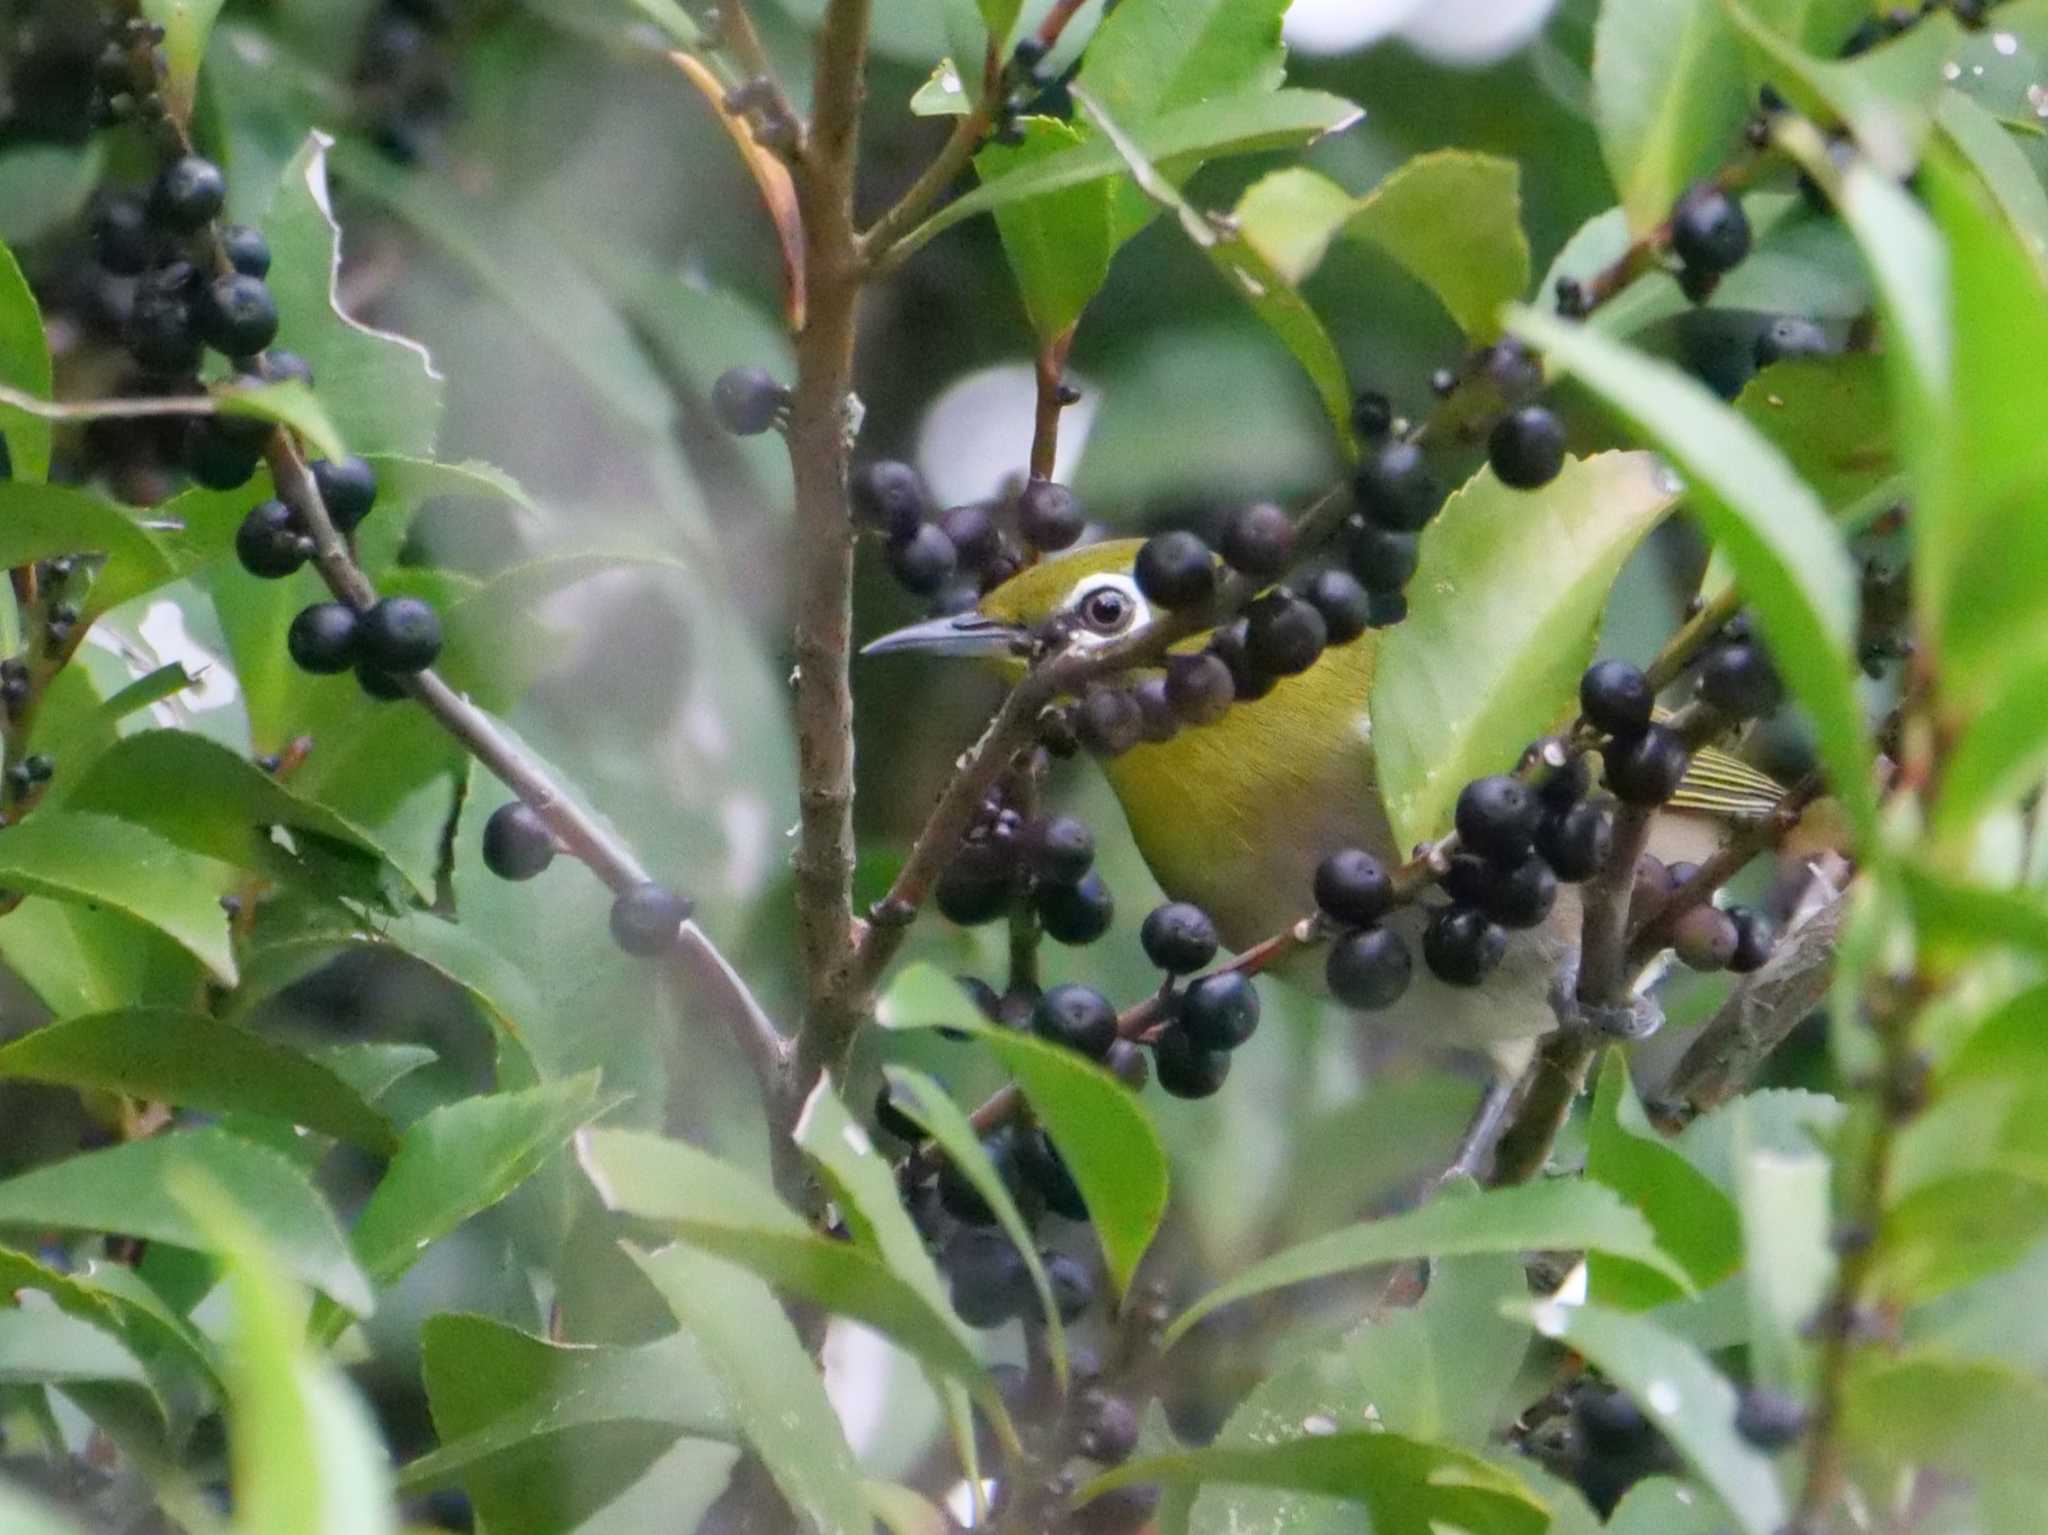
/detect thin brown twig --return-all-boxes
[1028,330,1076,482]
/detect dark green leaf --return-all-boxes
[1606,1477,1733,1535]
[352,453,542,579]
[316,1042,438,1105]
[898,90,1363,259]
[261,135,445,457]
[345,1073,605,1291]
[1733,353,1896,512]
[0,236,51,482]
[626,1242,872,1535]
[220,379,346,463]
[578,1127,996,1398]
[0,1244,221,1398]
[0,810,236,983]
[0,1010,397,1152]
[0,484,178,618]
[1085,1431,1547,1535]
[1933,653,2048,839]
[1878,1170,2048,1303]
[1165,1179,1692,1347]
[1372,451,1680,848]
[880,963,1169,1299]
[406,1314,731,1533]
[1510,307,1878,844]
[0,1309,154,1393]
[1509,1300,1786,1535]
[0,1128,371,1313]
[1075,0,1287,122]
[1938,90,2048,276]
[979,119,1116,344]
[175,1170,397,1535]
[0,898,202,1019]
[1237,155,1531,339]
[1585,1052,1742,1307]
[1592,0,1749,230]
[1842,1351,2048,1483]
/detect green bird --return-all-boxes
[867,539,1782,1067]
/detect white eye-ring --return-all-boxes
[1064,573,1150,644]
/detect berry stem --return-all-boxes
[860,81,999,268]
[1029,328,1076,483]
[709,0,798,130]
[1490,803,1657,1186]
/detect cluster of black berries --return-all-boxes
[1580,658,1693,807]
[849,457,1085,606]
[937,803,1114,948]
[3,751,54,806]
[84,12,166,133]
[1633,853,1776,974]
[1343,399,1444,628]
[356,0,466,165]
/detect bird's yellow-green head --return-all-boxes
[862,539,1160,681]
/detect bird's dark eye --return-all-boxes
[1079,587,1132,633]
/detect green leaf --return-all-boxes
[220,379,346,464]
[880,964,1169,1299]
[1843,1351,2048,1483]
[0,898,202,1020]
[911,59,972,116]
[328,140,671,439]
[0,810,236,983]
[0,1243,222,1398]
[344,1073,605,1292]
[1584,1053,1742,1307]
[1739,0,1866,55]
[0,236,51,482]
[1938,89,2048,276]
[1733,352,1896,512]
[626,1243,871,1535]
[0,1308,154,1392]
[1877,1170,2048,1303]
[1085,1431,1547,1535]
[1510,1300,1787,1535]
[1237,155,1532,339]
[261,135,444,458]
[1371,450,1679,848]
[315,1042,437,1105]
[979,120,1116,344]
[0,1128,371,1313]
[898,90,1363,260]
[1605,1477,1733,1535]
[0,1010,397,1152]
[351,453,541,579]
[139,0,227,124]
[1592,0,1750,231]
[1509,306,1877,844]
[0,1479,90,1535]
[1164,1179,1692,1348]
[175,1170,398,1535]
[1076,0,1288,121]
[578,1128,996,1401]
[64,730,422,902]
[405,1315,731,1532]
[1724,0,1957,178]
[0,142,105,251]
[1728,1098,1833,1394]
[881,1065,1068,1386]
[0,483,178,618]
[1932,653,2048,839]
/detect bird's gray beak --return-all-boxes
[861,612,1025,659]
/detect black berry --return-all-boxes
[1217,503,1294,580]
[1754,317,1831,368]
[1132,531,1217,610]
[1075,686,1143,757]
[1304,569,1371,644]
[709,365,786,435]
[1207,619,1277,702]
[1077,1389,1140,1464]
[1351,390,1392,440]
[1132,677,1178,743]
[220,223,271,278]
[1243,590,1326,677]
[1105,1038,1150,1092]
[1423,906,1506,987]
[357,596,442,673]
[198,274,278,357]
[1017,1129,1086,1220]
[1728,907,1775,974]
[1671,184,1752,275]
[1152,1022,1231,1098]
[125,284,201,375]
[1575,1385,1654,1454]
[1481,854,1558,930]
[1673,904,1738,971]
[481,801,556,881]
[850,461,929,540]
[1580,658,1655,737]
[1697,640,1782,717]
[263,350,314,388]
[1032,982,1119,1060]
[91,196,153,275]
[885,524,957,596]
[150,155,226,233]
[1353,439,1441,531]
[1026,815,1094,885]
[938,503,1003,572]
[1534,747,1591,808]
[1325,926,1412,1010]
[1314,848,1392,926]
[286,602,359,674]
[1455,774,1541,864]
[936,839,1016,926]
[1017,480,1083,551]
[1343,517,1419,593]
[609,881,693,955]
[942,1229,1032,1324]
[1038,870,1114,945]
[1179,971,1260,1051]
[1036,1250,1094,1323]
[356,664,409,701]
[1141,902,1219,974]
[1605,723,1690,806]
[310,456,379,533]
[1734,1387,1807,1451]
[184,418,266,490]
[874,1087,923,1144]
[938,1128,1022,1227]
[1488,405,1567,491]
[1164,652,1234,725]
[1537,800,1615,882]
